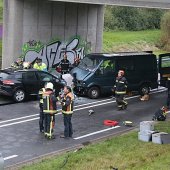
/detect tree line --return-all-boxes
[104,6,164,31]
[104,6,170,51]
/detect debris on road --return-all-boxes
[88,109,95,116]
[123,121,133,127]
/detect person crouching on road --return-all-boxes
[60,86,74,139]
[113,70,128,110]
[43,82,57,139]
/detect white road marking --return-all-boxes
[74,126,120,140]
[74,98,113,108]
[74,101,115,111]
[74,87,165,110]
[0,88,166,128]
[0,114,38,124]
[0,97,113,125]
[0,117,39,128]
[74,89,166,111]
[4,155,18,161]
[0,87,165,124]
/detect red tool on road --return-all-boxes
[104,120,119,127]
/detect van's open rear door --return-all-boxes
[158,53,170,87]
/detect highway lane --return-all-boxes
[0,87,165,125]
[0,88,167,168]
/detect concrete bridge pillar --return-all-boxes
[2,0,104,68]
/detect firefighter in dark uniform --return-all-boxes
[166,77,170,109]
[58,53,71,74]
[43,82,57,139]
[38,86,46,133]
[113,70,128,110]
[11,58,23,69]
[60,86,74,138]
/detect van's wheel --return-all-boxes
[13,89,25,102]
[139,84,150,95]
[88,87,100,99]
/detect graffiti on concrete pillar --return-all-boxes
[22,37,91,69]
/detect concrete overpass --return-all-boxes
[2,0,170,68]
[50,0,170,9]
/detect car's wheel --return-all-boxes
[13,89,26,102]
[88,86,100,99]
[139,84,150,95]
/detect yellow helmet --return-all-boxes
[23,62,30,69]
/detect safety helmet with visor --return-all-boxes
[45,82,54,90]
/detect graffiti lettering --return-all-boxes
[23,37,88,69]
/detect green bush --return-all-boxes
[160,11,170,51]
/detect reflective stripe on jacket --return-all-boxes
[43,91,57,114]
[62,92,74,114]
[114,76,127,95]
[39,88,45,104]
[115,91,126,95]
[59,59,70,71]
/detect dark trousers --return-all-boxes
[61,70,69,74]
[63,114,73,137]
[44,113,55,136]
[115,94,127,108]
[39,104,44,131]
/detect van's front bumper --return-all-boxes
[73,86,88,96]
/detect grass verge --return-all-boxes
[20,121,170,170]
[103,30,165,55]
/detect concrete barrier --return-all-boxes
[0,153,4,170]
[0,58,2,69]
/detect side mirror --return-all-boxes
[73,73,77,79]
[60,74,62,79]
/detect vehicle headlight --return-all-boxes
[61,80,67,86]
[80,81,86,86]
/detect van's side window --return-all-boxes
[161,56,170,68]
[97,60,115,75]
[117,59,134,71]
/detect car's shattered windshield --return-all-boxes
[78,55,102,72]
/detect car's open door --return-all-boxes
[158,53,170,87]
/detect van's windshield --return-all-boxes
[78,55,102,72]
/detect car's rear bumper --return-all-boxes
[0,85,14,96]
[0,89,13,96]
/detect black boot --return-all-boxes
[122,104,127,110]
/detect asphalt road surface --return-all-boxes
[0,87,168,169]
